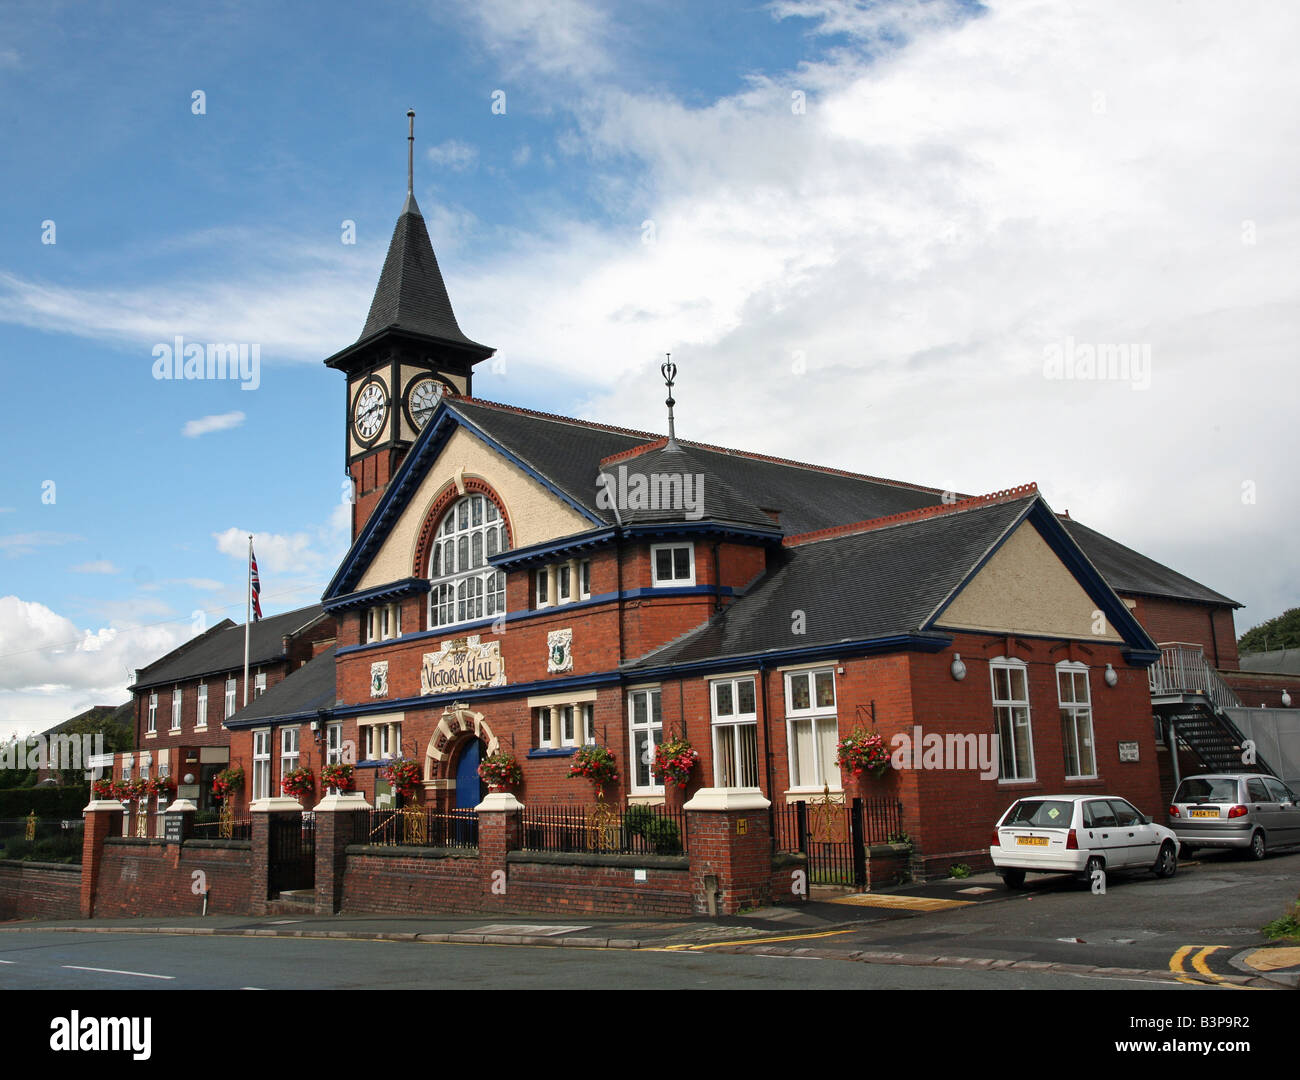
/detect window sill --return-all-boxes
[144,732,157,739]
[526,747,578,759]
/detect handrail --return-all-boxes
[1148,643,1242,711]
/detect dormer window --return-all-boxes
[428,494,508,629]
[651,543,695,587]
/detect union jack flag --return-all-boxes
[250,547,262,621]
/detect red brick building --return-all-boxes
[197,178,1259,877]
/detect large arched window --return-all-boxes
[428,494,508,628]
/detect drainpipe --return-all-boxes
[711,541,723,613]
[1167,717,1181,789]
[759,659,774,801]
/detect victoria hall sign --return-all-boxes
[420,635,506,695]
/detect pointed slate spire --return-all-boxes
[355,109,490,353]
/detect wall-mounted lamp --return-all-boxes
[1104,664,1118,688]
[950,654,967,681]
[183,773,195,785]
[1282,689,1292,708]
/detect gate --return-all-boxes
[773,795,903,887]
[268,814,315,898]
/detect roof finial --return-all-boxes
[661,353,679,448]
[406,108,415,196]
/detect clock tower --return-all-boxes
[324,111,494,542]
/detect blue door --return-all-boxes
[455,740,485,811]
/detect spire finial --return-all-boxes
[660,353,678,447]
[407,108,415,196]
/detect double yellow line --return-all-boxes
[1169,944,1254,989]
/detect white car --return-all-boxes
[990,794,1179,889]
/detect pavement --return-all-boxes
[3,868,1298,989]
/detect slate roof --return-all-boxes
[226,646,338,725]
[627,495,1036,669]
[449,398,949,536]
[1059,518,1239,607]
[357,193,491,353]
[131,604,328,690]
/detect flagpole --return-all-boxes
[243,533,252,707]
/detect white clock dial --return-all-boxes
[353,381,388,441]
[408,377,446,429]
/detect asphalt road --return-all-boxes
[0,930,1196,990]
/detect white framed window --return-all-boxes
[252,729,271,801]
[1057,663,1096,779]
[711,676,759,787]
[651,543,695,587]
[361,720,401,761]
[121,755,134,835]
[366,603,403,642]
[325,722,344,793]
[628,688,663,794]
[991,659,1034,781]
[170,686,182,730]
[147,693,157,734]
[281,727,300,784]
[785,668,840,790]
[254,671,267,698]
[225,677,237,719]
[536,703,594,749]
[536,568,549,607]
[196,683,208,728]
[428,494,508,628]
[580,559,591,598]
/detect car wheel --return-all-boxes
[1154,841,1178,878]
[1249,830,1267,860]
[1000,869,1025,890]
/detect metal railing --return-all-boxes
[518,804,688,856]
[367,807,478,850]
[0,817,84,862]
[193,818,252,841]
[1149,643,1242,711]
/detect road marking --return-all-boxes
[62,965,175,980]
[1168,945,1255,990]
[0,960,15,964]
[831,894,973,911]
[1242,946,1300,973]
[660,929,855,951]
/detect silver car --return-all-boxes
[1168,773,1300,859]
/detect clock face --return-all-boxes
[353,380,388,442]
[408,377,448,429]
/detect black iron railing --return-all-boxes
[366,807,478,850]
[518,804,688,856]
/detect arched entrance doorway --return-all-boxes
[453,738,487,811]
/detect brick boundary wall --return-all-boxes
[93,838,252,917]
[0,860,82,921]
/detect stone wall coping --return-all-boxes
[249,797,305,813]
[506,850,689,871]
[313,794,374,812]
[682,787,772,812]
[83,800,127,812]
[475,791,524,812]
[163,799,198,813]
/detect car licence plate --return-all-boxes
[1190,809,1218,818]
[1016,836,1049,846]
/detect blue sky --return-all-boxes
[1,0,1297,735]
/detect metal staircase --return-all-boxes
[1149,643,1272,776]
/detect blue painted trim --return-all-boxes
[224,707,330,731]
[323,577,432,614]
[324,403,608,601]
[922,498,1158,657]
[526,747,578,759]
[330,670,625,718]
[627,632,953,681]
[621,585,735,600]
[489,528,617,570]
[1122,648,1161,668]
[619,522,781,542]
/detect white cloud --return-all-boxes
[182,411,246,438]
[0,531,84,557]
[0,596,190,739]
[426,139,479,172]
[454,0,612,79]
[69,560,120,574]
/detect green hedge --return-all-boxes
[0,787,90,818]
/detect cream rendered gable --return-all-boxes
[355,424,593,591]
[935,521,1123,642]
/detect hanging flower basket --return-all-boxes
[381,757,422,797]
[211,766,244,802]
[146,775,177,798]
[123,778,150,800]
[478,751,523,792]
[281,767,315,801]
[91,778,116,800]
[567,745,619,798]
[321,762,355,793]
[651,738,699,790]
[835,729,892,779]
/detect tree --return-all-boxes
[1238,607,1300,654]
